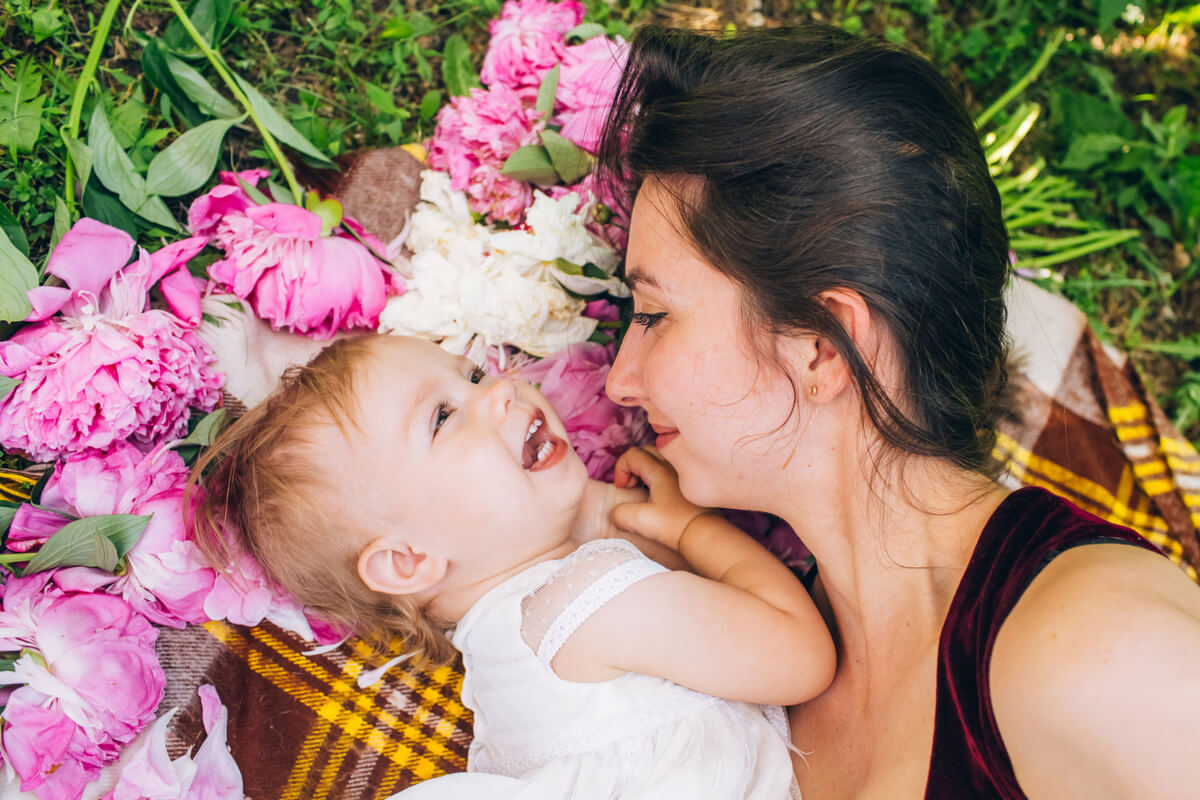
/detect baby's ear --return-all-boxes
[357,537,448,596]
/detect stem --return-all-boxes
[0,552,33,565]
[975,28,1066,130]
[163,0,303,204]
[63,0,123,219]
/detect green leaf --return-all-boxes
[0,376,19,401]
[81,177,141,238]
[419,90,443,121]
[236,175,271,205]
[165,54,240,119]
[111,97,150,149]
[31,4,65,42]
[441,34,480,98]
[20,514,151,575]
[1059,133,1127,171]
[0,58,45,153]
[566,22,607,43]
[172,408,228,449]
[165,0,235,54]
[0,503,17,539]
[501,144,560,185]
[62,134,94,199]
[364,83,409,119]
[142,38,207,128]
[267,180,294,204]
[0,203,28,258]
[146,116,243,197]
[540,129,593,184]
[88,104,180,231]
[536,64,560,119]
[232,74,335,167]
[1097,0,1127,29]
[381,15,414,40]
[0,226,36,323]
[50,196,70,252]
[553,257,582,275]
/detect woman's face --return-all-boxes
[607,182,810,510]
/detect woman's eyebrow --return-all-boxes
[625,267,660,290]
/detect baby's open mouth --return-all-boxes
[522,409,564,471]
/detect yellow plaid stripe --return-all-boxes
[0,469,39,503]
[994,432,1198,582]
[204,620,469,798]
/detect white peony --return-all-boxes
[379,172,621,358]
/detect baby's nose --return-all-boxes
[485,377,517,420]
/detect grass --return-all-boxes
[1,0,1197,446]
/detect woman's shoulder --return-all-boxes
[988,535,1200,796]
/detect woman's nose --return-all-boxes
[605,330,643,407]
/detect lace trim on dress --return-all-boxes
[519,539,668,668]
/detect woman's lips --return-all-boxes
[651,424,678,450]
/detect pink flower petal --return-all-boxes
[46,218,135,297]
[24,286,73,322]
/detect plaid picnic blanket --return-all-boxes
[4,147,1193,800]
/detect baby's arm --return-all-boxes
[551,447,836,707]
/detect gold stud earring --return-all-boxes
[809,385,818,396]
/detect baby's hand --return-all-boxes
[570,479,649,546]
[611,447,709,551]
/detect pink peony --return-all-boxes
[0,220,221,463]
[428,83,545,223]
[555,35,628,154]
[466,163,535,226]
[480,0,584,94]
[517,342,648,481]
[0,576,164,797]
[187,168,271,239]
[9,442,217,628]
[193,185,399,339]
[106,684,243,800]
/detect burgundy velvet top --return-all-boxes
[924,487,1162,799]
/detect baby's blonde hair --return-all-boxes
[187,336,457,665]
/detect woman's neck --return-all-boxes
[780,450,1008,662]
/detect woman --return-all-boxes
[598,24,1200,799]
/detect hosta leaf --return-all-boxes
[442,34,480,98]
[165,54,240,119]
[0,227,36,323]
[501,144,559,185]
[21,514,151,575]
[146,116,243,197]
[233,74,335,167]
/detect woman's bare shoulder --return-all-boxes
[989,542,1200,799]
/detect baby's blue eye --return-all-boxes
[433,403,452,435]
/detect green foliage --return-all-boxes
[1,0,1196,447]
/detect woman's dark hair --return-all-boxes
[597,25,1011,475]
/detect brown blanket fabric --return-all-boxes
[4,147,1192,800]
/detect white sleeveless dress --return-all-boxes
[391,538,800,800]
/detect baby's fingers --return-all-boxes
[610,500,654,536]
[614,446,674,491]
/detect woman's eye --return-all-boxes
[631,311,667,329]
[433,402,453,436]
[469,366,486,384]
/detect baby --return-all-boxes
[191,334,835,799]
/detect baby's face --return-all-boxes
[343,336,588,577]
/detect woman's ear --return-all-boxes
[784,288,876,402]
[357,537,448,596]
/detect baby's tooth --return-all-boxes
[537,441,552,462]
